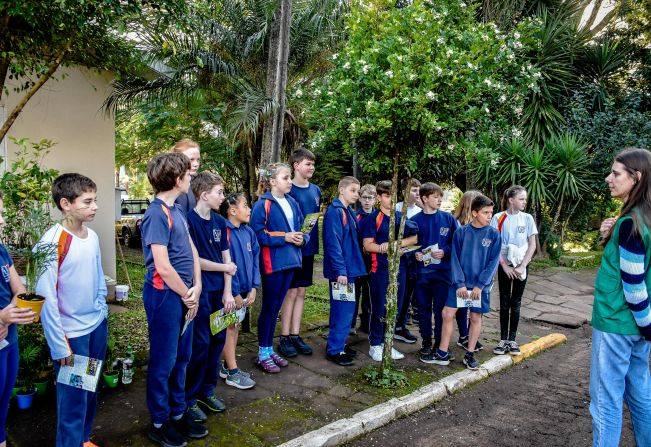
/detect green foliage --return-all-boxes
[0,138,58,249]
[363,366,409,389]
[21,242,57,296]
[17,322,50,390]
[309,0,539,180]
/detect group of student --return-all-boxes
[0,139,539,447]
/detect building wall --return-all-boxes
[1,67,117,278]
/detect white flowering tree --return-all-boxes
[309,0,538,376]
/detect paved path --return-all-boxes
[349,326,637,447]
[8,267,601,446]
[491,268,596,329]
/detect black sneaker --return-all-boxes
[457,336,483,353]
[278,336,298,358]
[508,341,521,355]
[493,340,510,355]
[419,350,450,365]
[196,395,225,413]
[394,328,417,344]
[290,335,313,355]
[344,345,358,357]
[419,339,433,356]
[172,412,209,439]
[463,352,479,370]
[148,422,187,447]
[326,352,354,366]
[185,404,207,423]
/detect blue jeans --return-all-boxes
[590,328,651,447]
[185,289,226,406]
[144,284,194,424]
[53,319,108,447]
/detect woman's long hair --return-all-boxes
[605,148,651,244]
[501,185,526,211]
[453,190,481,225]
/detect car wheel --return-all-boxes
[122,228,132,247]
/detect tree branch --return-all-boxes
[0,35,75,141]
[584,0,603,32]
[586,7,619,39]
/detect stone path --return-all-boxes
[491,268,596,329]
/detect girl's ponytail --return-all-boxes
[501,185,526,211]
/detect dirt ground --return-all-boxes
[348,325,638,447]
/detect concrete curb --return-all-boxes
[277,333,567,447]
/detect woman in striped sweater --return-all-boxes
[590,148,651,447]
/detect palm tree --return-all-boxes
[105,0,348,198]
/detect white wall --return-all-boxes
[1,67,117,277]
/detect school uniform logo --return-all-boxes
[213,229,222,243]
[315,197,320,207]
[440,227,450,236]
[481,238,493,247]
[1,264,8,283]
[518,226,526,233]
[247,242,252,252]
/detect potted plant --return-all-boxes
[15,241,57,322]
[17,323,51,398]
[102,335,119,389]
[16,342,39,409]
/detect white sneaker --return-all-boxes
[369,345,383,362]
[391,347,404,360]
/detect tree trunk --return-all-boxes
[381,152,406,375]
[260,0,292,171]
[0,35,74,141]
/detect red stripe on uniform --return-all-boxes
[497,213,508,233]
[153,270,165,290]
[262,247,273,275]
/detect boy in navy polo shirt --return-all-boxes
[323,176,366,366]
[428,194,501,370]
[141,153,206,446]
[280,148,322,358]
[184,172,237,422]
[352,184,376,333]
[361,180,418,362]
[411,183,461,361]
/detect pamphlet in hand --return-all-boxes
[210,308,247,335]
[0,339,8,351]
[57,354,103,392]
[456,291,481,309]
[401,245,421,254]
[422,244,441,266]
[332,282,355,302]
[181,311,191,336]
[301,213,321,235]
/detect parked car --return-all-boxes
[115,199,150,248]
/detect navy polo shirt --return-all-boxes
[288,183,322,256]
[360,209,418,273]
[187,210,229,292]
[141,198,194,289]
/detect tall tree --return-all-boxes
[310,0,537,374]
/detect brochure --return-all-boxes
[401,245,421,254]
[0,340,8,350]
[422,244,441,266]
[210,308,247,335]
[56,354,102,392]
[301,213,321,235]
[456,291,481,309]
[181,311,191,336]
[331,282,355,302]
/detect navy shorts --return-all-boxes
[291,255,314,288]
[445,285,492,314]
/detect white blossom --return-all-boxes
[483,78,492,87]
[437,37,444,44]
[314,89,321,96]
[426,91,436,100]
[484,107,490,114]
[446,48,454,56]
[499,95,506,103]
[409,74,417,80]
[327,91,333,96]
[447,144,455,150]
[343,62,351,69]
[362,64,369,74]
[358,59,367,65]
[346,108,351,114]
[514,32,521,39]
[385,70,394,78]
[332,53,338,60]
[396,55,403,62]
[515,107,523,116]
[296,89,303,98]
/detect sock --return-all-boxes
[153,423,163,429]
[437,348,448,357]
[172,414,183,421]
[228,368,239,374]
[258,346,270,359]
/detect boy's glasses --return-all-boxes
[360,196,376,201]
